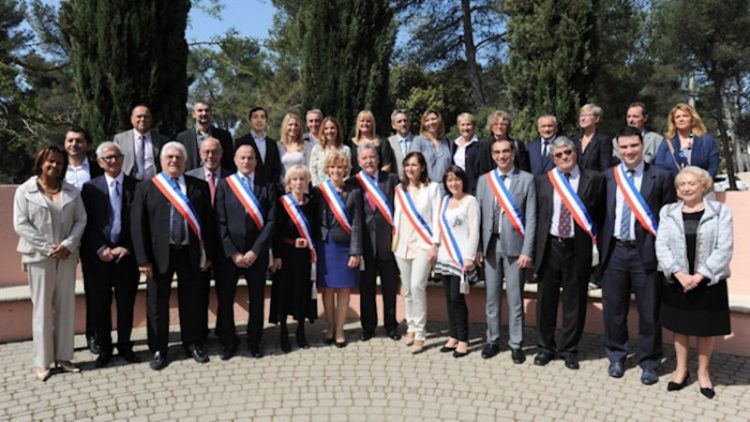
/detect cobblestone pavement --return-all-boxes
[1,322,748,421]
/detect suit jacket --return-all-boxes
[457,140,482,194]
[653,134,720,178]
[476,167,536,257]
[347,171,399,258]
[113,129,169,179]
[387,133,415,179]
[185,166,230,184]
[573,132,614,172]
[215,174,276,258]
[612,130,663,164]
[527,137,557,176]
[533,168,605,276]
[84,155,104,179]
[235,133,282,186]
[175,126,235,172]
[80,174,138,259]
[130,174,216,275]
[479,137,530,175]
[598,163,675,271]
[314,183,363,256]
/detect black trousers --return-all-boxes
[81,257,97,341]
[147,248,209,354]
[602,243,663,369]
[215,254,268,348]
[86,255,139,353]
[443,275,468,342]
[360,252,399,333]
[536,239,588,355]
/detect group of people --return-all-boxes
[13,100,732,401]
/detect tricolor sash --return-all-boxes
[613,164,658,236]
[152,173,205,267]
[280,194,317,287]
[438,195,464,271]
[486,169,525,237]
[547,169,600,266]
[394,184,433,245]
[319,179,352,235]
[355,171,394,226]
[226,173,264,230]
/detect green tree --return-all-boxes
[299,0,396,137]
[60,0,191,142]
[503,0,598,140]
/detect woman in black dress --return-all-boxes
[270,164,319,352]
[656,166,733,399]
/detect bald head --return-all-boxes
[199,137,223,171]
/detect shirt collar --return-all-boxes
[69,157,91,171]
[454,135,479,146]
[104,172,124,186]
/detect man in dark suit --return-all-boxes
[214,144,276,359]
[599,126,675,384]
[176,101,235,172]
[533,137,605,370]
[131,141,215,370]
[348,143,401,341]
[479,110,530,174]
[528,114,559,176]
[63,126,104,353]
[113,104,169,180]
[80,142,140,367]
[235,106,282,187]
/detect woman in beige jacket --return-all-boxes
[13,145,87,381]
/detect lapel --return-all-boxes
[94,176,113,218]
[508,167,522,200]
[188,129,199,168]
[640,163,655,201]
[125,129,137,165]
[577,169,592,201]
[606,169,617,223]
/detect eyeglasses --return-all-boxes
[553,149,574,159]
[100,154,123,161]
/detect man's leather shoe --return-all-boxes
[150,351,167,370]
[387,330,401,341]
[481,344,500,359]
[95,352,112,368]
[511,348,526,364]
[119,348,139,363]
[360,331,374,342]
[280,335,291,353]
[187,346,209,363]
[641,368,658,385]
[534,351,555,366]
[87,336,101,355]
[563,355,579,370]
[248,345,263,359]
[220,345,237,361]
[608,361,624,378]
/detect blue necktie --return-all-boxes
[170,178,186,244]
[110,180,121,243]
[619,169,635,240]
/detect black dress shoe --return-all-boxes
[118,347,139,363]
[296,332,310,349]
[248,345,263,359]
[150,351,167,370]
[280,335,291,353]
[360,331,374,342]
[220,345,237,361]
[87,336,101,355]
[667,372,689,391]
[95,352,112,368]
[481,344,500,359]
[511,348,526,364]
[323,337,335,346]
[334,340,347,348]
[700,386,715,399]
[187,346,209,363]
[534,351,555,366]
[439,345,457,353]
[387,330,401,341]
[563,355,579,370]
[608,361,624,378]
[453,350,468,358]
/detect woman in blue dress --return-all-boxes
[315,150,363,347]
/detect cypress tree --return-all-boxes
[299,0,396,137]
[503,0,598,140]
[60,0,190,143]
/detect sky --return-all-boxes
[187,0,276,43]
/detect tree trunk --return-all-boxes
[717,84,738,190]
[461,0,485,107]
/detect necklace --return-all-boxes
[37,179,61,195]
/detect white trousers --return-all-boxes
[27,258,77,368]
[395,251,432,340]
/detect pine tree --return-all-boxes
[60,0,190,142]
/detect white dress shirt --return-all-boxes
[65,158,92,191]
[550,165,580,238]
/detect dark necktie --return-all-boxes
[619,169,635,240]
[542,140,550,157]
[491,174,507,234]
[558,173,572,238]
[170,177,186,244]
[136,135,146,179]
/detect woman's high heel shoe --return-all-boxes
[667,372,689,391]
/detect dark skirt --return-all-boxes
[661,277,730,336]
[316,237,358,289]
[269,245,316,324]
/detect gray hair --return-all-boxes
[551,136,576,151]
[95,141,121,158]
[580,103,603,120]
[306,109,323,119]
[537,114,558,126]
[357,142,380,161]
[160,141,188,160]
[391,109,409,122]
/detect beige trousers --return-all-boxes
[396,251,432,341]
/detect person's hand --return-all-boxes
[50,245,70,260]
[244,251,258,267]
[674,271,697,292]
[347,255,361,269]
[475,251,484,268]
[97,247,114,263]
[111,247,129,262]
[517,254,533,269]
[271,258,282,273]
[428,245,438,264]
[201,259,212,272]
[232,253,247,268]
[464,259,475,271]
[139,263,153,278]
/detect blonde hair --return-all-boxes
[580,103,603,121]
[352,110,381,146]
[665,103,708,139]
[279,113,304,150]
[283,164,311,189]
[323,150,351,175]
[456,112,476,127]
[675,166,712,192]
[485,110,512,135]
[419,109,445,140]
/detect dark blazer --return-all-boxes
[215,174,276,258]
[314,183,363,256]
[653,134,720,178]
[84,155,104,179]
[528,137,557,176]
[347,171,398,257]
[598,163,675,271]
[80,174,138,258]
[130,175,216,275]
[459,141,482,195]
[235,133,282,185]
[573,132,615,172]
[176,126,235,172]
[479,137,530,175]
[534,168,605,276]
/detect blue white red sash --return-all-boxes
[280,194,317,283]
[486,169,525,237]
[319,179,352,235]
[547,169,600,266]
[152,173,205,266]
[438,196,464,271]
[394,184,433,245]
[226,173,264,230]
[355,171,394,226]
[613,164,658,236]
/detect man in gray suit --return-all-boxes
[387,109,414,179]
[113,104,169,180]
[476,138,536,363]
[612,102,663,164]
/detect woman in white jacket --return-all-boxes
[655,166,732,399]
[393,152,441,354]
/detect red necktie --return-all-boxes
[207,172,216,205]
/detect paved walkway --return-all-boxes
[1,322,748,421]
